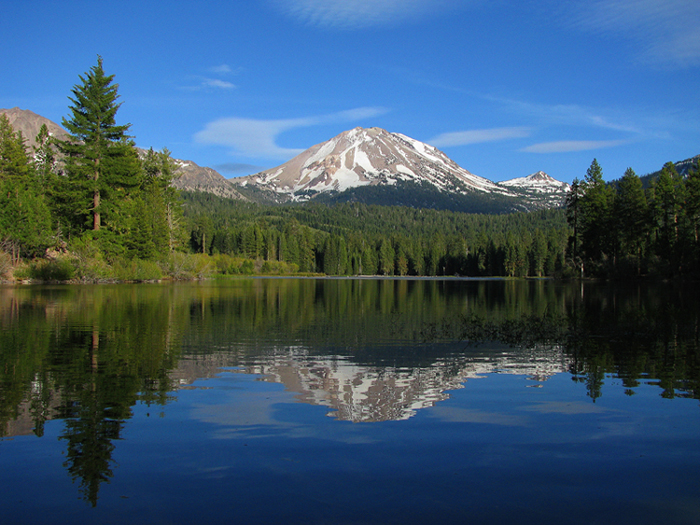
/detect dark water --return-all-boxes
[1,278,699,524]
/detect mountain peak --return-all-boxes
[499,171,570,211]
[501,171,568,189]
[0,107,70,146]
[235,127,508,200]
[528,171,552,181]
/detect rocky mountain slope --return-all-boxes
[234,126,509,198]
[1,107,246,201]
[499,171,571,209]
[233,127,569,211]
[169,158,246,200]
[0,107,70,146]
[2,108,571,211]
[639,154,700,186]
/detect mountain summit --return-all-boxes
[0,107,70,146]
[235,127,511,199]
[233,127,569,211]
[499,171,570,209]
[500,171,568,192]
[1,109,569,212]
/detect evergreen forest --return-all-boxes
[567,158,700,278]
[1,57,698,281]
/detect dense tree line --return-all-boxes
[566,157,700,278]
[0,57,185,267]
[183,192,570,277]
[19,57,699,281]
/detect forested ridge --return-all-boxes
[1,57,698,281]
[567,158,700,279]
[184,192,569,277]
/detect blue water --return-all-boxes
[1,279,699,524]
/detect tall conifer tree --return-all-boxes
[614,168,648,273]
[651,161,686,273]
[565,177,583,271]
[580,159,614,263]
[60,56,139,236]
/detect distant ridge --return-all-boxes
[0,107,246,201]
[500,171,571,209]
[169,158,247,200]
[640,154,700,186]
[0,107,70,146]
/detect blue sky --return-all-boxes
[2,0,699,183]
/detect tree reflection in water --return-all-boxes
[0,278,699,505]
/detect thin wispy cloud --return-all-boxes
[209,64,233,74]
[271,0,462,29]
[521,140,629,154]
[430,127,532,148]
[181,65,239,91]
[195,107,389,159]
[573,0,700,67]
[492,96,644,135]
[202,79,236,89]
[180,78,236,91]
[195,117,312,158]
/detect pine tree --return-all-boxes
[377,237,395,275]
[580,159,614,267]
[565,177,583,271]
[59,56,139,236]
[0,115,52,261]
[137,148,185,257]
[32,124,57,189]
[530,228,547,277]
[651,162,686,273]
[685,159,700,244]
[614,168,648,274]
[0,115,31,182]
[685,159,700,274]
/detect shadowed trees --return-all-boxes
[566,157,700,278]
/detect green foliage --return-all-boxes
[260,259,299,275]
[136,148,186,256]
[12,58,698,282]
[59,56,139,235]
[111,259,163,282]
[0,58,189,274]
[566,157,700,278]
[313,179,526,214]
[159,252,214,280]
[68,236,111,280]
[579,159,615,263]
[182,191,570,277]
[26,258,76,281]
[32,124,58,187]
[0,115,53,260]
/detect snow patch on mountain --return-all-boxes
[236,127,513,201]
[500,171,570,194]
[498,171,570,209]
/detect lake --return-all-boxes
[1,278,699,524]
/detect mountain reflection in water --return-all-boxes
[204,343,570,423]
[1,278,699,513]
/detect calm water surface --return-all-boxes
[1,278,699,524]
